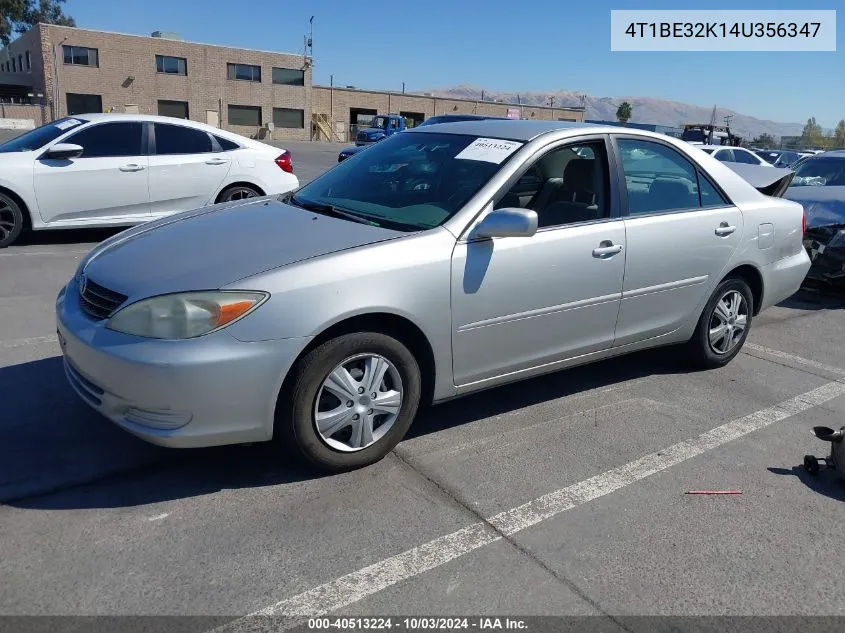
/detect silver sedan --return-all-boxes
[56,120,811,471]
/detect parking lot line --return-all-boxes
[744,342,845,377]
[218,378,845,630]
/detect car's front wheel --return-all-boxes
[0,192,25,248]
[277,332,422,472]
[687,277,753,369]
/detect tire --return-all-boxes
[0,192,25,248]
[687,277,754,369]
[276,332,422,472]
[218,184,262,202]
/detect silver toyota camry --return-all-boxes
[56,120,811,471]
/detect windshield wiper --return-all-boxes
[285,194,381,227]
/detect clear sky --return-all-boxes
[63,0,843,128]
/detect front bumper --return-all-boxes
[56,279,310,448]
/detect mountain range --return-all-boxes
[425,85,806,141]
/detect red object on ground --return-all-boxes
[685,490,743,495]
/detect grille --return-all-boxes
[79,278,127,320]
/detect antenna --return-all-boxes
[303,16,314,66]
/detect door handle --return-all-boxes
[592,242,624,257]
[205,158,229,165]
[119,164,145,172]
[715,222,737,236]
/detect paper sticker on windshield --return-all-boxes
[55,118,83,130]
[455,138,523,164]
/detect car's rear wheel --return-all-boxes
[218,185,262,202]
[687,277,753,369]
[277,332,422,472]
[0,192,25,248]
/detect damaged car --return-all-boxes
[783,151,845,292]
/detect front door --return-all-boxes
[147,122,232,217]
[33,120,150,224]
[611,137,744,346]
[451,137,626,386]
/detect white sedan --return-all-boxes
[697,144,774,167]
[0,113,299,247]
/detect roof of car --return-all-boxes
[62,112,243,139]
[407,119,612,142]
[696,144,750,151]
[811,150,845,158]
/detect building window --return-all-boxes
[66,93,103,115]
[63,45,99,67]
[272,107,304,129]
[155,55,187,76]
[25,51,30,71]
[158,100,189,119]
[227,104,262,127]
[227,63,261,82]
[271,67,304,86]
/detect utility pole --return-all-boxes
[402,82,405,93]
[548,96,555,108]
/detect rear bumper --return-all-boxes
[759,249,813,311]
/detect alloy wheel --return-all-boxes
[0,199,18,244]
[222,187,259,201]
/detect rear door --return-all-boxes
[611,136,743,347]
[33,121,149,223]
[147,122,233,217]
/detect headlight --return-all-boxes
[106,291,268,339]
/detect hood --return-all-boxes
[784,186,845,229]
[81,198,405,299]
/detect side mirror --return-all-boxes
[44,143,84,160]
[473,208,538,239]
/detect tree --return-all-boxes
[753,133,776,147]
[1,0,74,46]
[835,120,845,149]
[800,117,824,147]
[616,101,632,125]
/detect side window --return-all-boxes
[617,139,702,215]
[214,135,241,151]
[154,123,213,155]
[714,148,735,162]
[63,122,144,158]
[696,173,729,208]
[494,140,610,228]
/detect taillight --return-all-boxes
[802,208,807,235]
[275,150,293,173]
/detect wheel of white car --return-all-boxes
[277,332,422,472]
[687,277,753,369]
[218,185,262,202]
[0,192,25,248]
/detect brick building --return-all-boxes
[0,24,312,140]
[0,24,584,143]
[312,86,585,143]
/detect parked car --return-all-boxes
[755,149,783,164]
[773,150,804,169]
[57,121,810,472]
[338,114,508,162]
[0,113,299,247]
[783,150,845,291]
[697,145,774,167]
[354,114,407,146]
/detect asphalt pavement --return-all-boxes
[3,143,845,629]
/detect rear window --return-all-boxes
[792,157,845,187]
[0,117,89,152]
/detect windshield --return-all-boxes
[791,157,845,187]
[371,116,389,130]
[0,117,88,153]
[292,132,523,231]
